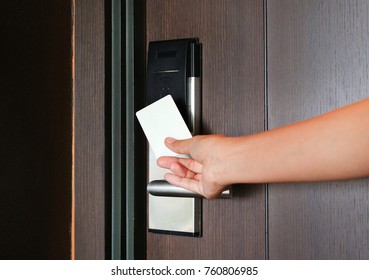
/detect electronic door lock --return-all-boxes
[143,38,203,236]
[141,38,230,237]
[147,38,202,135]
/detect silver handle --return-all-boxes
[148,180,231,198]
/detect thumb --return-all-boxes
[165,137,193,155]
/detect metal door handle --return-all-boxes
[142,38,232,236]
[148,180,231,198]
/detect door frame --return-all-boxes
[73,0,147,260]
[110,0,147,260]
[73,0,109,259]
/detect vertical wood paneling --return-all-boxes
[146,0,265,259]
[267,0,369,259]
[74,0,106,259]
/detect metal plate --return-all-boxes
[148,148,201,236]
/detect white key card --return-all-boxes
[136,95,192,159]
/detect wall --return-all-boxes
[0,0,72,259]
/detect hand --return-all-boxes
[157,135,230,199]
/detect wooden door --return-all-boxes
[145,0,369,260]
[146,0,266,259]
[267,0,369,259]
[1,0,107,260]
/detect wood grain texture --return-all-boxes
[267,0,369,259]
[74,0,106,259]
[0,0,72,259]
[146,0,265,259]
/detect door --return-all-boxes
[146,0,266,259]
[1,0,107,260]
[144,0,369,259]
[267,0,369,259]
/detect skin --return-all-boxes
[157,98,369,199]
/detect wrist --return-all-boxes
[220,135,263,185]
[211,136,244,186]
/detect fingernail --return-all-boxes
[165,137,176,144]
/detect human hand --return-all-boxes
[157,135,230,199]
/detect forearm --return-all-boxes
[222,98,369,184]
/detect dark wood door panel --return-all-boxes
[146,0,265,259]
[74,0,106,259]
[267,0,369,259]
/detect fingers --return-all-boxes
[170,162,195,178]
[164,173,203,196]
[165,173,221,199]
[157,156,202,174]
[156,156,176,169]
[165,137,193,155]
[157,137,208,197]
